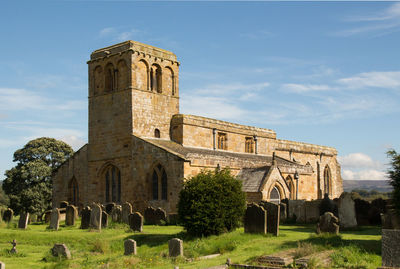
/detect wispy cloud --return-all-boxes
[339,152,388,181]
[338,71,400,90]
[281,83,333,93]
[334,3,400,37]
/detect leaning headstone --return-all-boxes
[260,201,280,236]
[51,244,71,259]
[169,238,183,257]
[0,261,4,269]
[122,202,133,224]
[59,201,69,209]
[102,211,108,228]
[124,239,137,255]
[129,212,143,232]
[18,212,29,229]
[316,212,339,235]
[244,203,267,234]
[65,205,78,226]
[105,203,116,215]
[80,206,92,229]
[382,229,400,267]
[288,200,306,223]
[90,203,102,230]
[338,192,357,228]
[49,208,60,230]
[3,208,13,223]
[111,205,122,222]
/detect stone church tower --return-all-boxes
[53,41,342,213]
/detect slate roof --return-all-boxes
[237,166,272,192]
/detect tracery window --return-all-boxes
[245,137,254,153]
[217,132,227,150]
[105,165,121,203]
[152,164,168,200]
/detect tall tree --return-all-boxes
[2,137,73,215]
[388,149,400,215]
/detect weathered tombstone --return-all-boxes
[122,202,133,224]
[129,212,143,232]
[338,192,357,228]
[102,211,108,228]
[105,203,116,215]
[316,212,339,235]
[90,203,102,230]
[18,212,29,229]
[244,203,267,234]
[279,203,287,223]
[59,201,69,209]
[0,261,4,269]
[111,205,122,222]
[49,208,60,230]
[124,239,137,255]
[305,200,321,223]
[288,200,306,223]
[382,229,400,267]
[260,201,280,236]
[51,244,71,259]
[65,205,78,226]
[354,198,371,225]
[155,207,167,225]
[168,238,183,257]
[3,208,13,223]
[80,206,92,229]
[144,206,157,225]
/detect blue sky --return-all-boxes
[1,1,399,182]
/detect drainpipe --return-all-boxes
[294,170,299,200]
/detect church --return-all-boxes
[52,41,343,213]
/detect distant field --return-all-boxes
[0,219,381,269]
[343,180,392,193]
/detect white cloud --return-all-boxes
[339,153,388,181]
[338,153,382,169]
[59,135,86,150]
[342,169,387,181]
[337,71,400,90]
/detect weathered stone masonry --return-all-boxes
[52,40,342,213]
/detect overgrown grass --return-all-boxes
[0,218,382,269]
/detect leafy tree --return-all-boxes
[0,181,9,206]
[2,137,73,215]
[178,168,246,236]
[387,149,400,215]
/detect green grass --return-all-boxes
[0,219,382,269]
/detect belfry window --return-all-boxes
[245,137,254,153]
[151,164,168,201]
[217,132,227,150]
[105,165,121,203]
[151,64,162,93]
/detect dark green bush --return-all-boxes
[388,150,400,215]
[177,169,246,236]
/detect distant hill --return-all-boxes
[343,180,393,193]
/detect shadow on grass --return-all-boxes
[124,231,188,247]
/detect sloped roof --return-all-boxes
[237,166,271,192]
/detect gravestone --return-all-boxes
[129,212,143,232]
[18,212,29,229]
[111,205,122,222]
[65,205,78,226]
[168,238,183,257]
[43,210,52,223]
[155,207,167,224]
[305,200,321,223]
[3,208,13,223]
[80,206,91,229]
[316,212,339,235]
[244,203,267,234]
[124,239,137,255]
[102,211,108,228]
[0,261,4,269]
[354,198,371,225]
[338,192,357,228]
[49,208,60,230]
[51,244,71,259]
[279,203,287,223]
[144,207,167,225]
[260,201,280,236]
[59,201,69,209]
[122,202,133,224]
[90,203,102,230]
[288,200,306,223]
[105,203,116,215]
[382,229,400,267]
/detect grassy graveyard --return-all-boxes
[0,219,381,269]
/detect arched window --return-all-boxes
[269,186,281,204]
[93,65,103,95]
[68,177,79,206]
[105,165,121,203]
[286,175,295,199]
[324,165,331,196]
[136,60,149,91]
[151,64,162,93]
[105,63,115,92]
[117,59,128,90]
[151,164,168,201]
[154,129,160,138]
[164,67,175,95]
